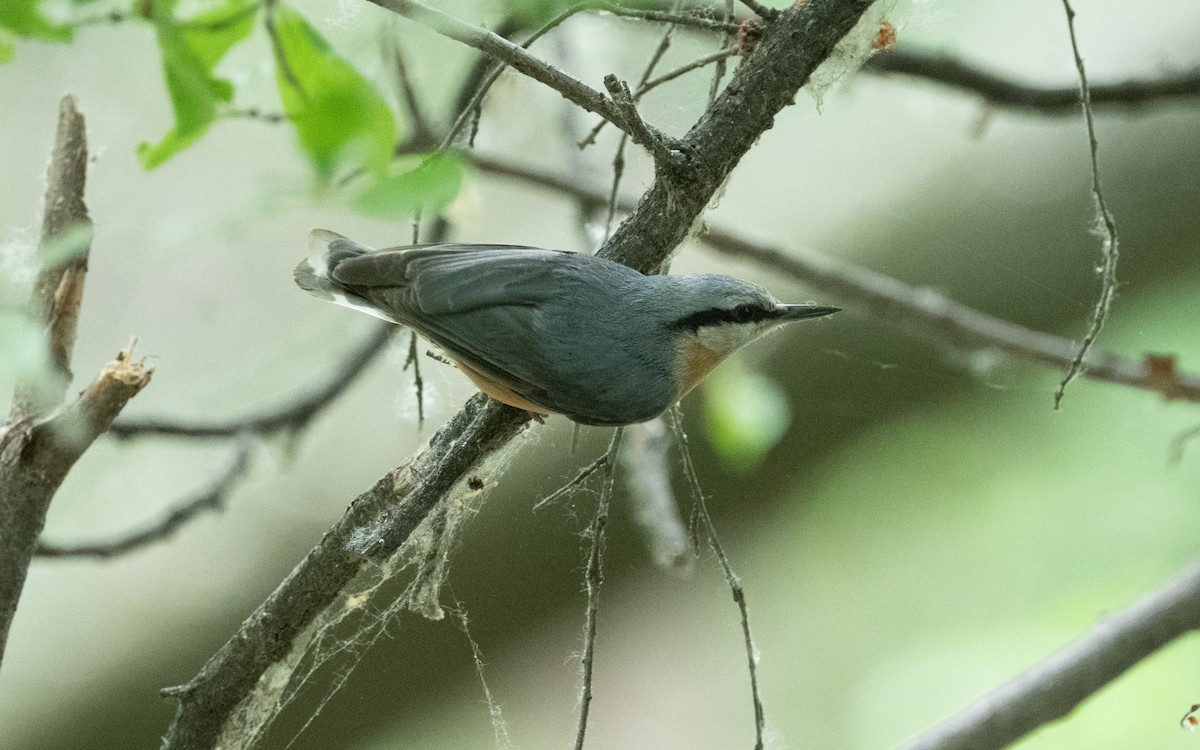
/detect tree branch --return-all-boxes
[160,1,879,745]
[702,228,1200,403]
[9,97,92,422]
[1,96,145,670]
[899,563,1200,750]
[111,322,393,440]
[465,154,1200,404]
[35,436,252,559]
[0,336,153,668]
[865,48,1200,115]
[366,0,629,136]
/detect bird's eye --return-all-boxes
[731,304,757,323]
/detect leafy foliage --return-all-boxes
[138,0,258,168]
[355,153,465,218]
[0,0,75,45]
[271,5,397,184]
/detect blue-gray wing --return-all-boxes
[321,238,647,421]
[331,243,577,315]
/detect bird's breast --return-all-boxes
[675,339,727,399]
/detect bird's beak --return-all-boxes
[776,304,841,322]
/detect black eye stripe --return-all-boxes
[674,304,779,331]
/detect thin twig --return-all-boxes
[737,0,779,21]
[574,428,622,750]
[368,0,630,139]
[1054,0,1121,409]
[386,33,437,148]
[449,5,593,151]
[668,407,765,749]
[34,437,253,559]
[865,49,1200,115]
[899,563,1200,750]
[710,0,734,104]
[644,46,738,92]
[111,323,395,440]
[403,330,425,429]
[264,0,303,98]
[533,453,610,511]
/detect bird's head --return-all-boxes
[664,274,839,396]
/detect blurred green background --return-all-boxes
[2,0,1200,748]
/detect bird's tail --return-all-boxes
[294,229,399,323]
[293,229,371,301]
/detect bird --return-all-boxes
[295,229,839,426]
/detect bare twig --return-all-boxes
[865,49,1200,115]
[161,2,880,744]
[464,154,1200,404]
[533,453,609,511]
[448,8,587,151]
[574,428,622,750]
[111,323,394,440]
[669,407,765,749]
[402,330,425,428]
[710,0,735,105]
[34,437,253,560]
[737,0,778,21]
[704,228,1200,403]
[386,35,437,149]
[644,47,738,92]
[900,563,1200,750]
[367,0,629,137]
[1054,0,1121,408]
[603,74,684,168]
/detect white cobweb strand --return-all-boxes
[806,1,894,107]
[211,427,534,747]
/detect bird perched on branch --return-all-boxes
[295,229,838,426]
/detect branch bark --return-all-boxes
[899,563,1200,750]
[866,48,1200,114]
[160,0,878,746]
[0,96,153,669]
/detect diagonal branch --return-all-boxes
[111,322,393,440]
[366,0,627,135]
[865,48,1200,115]
[899,563,1200,750]
[160,1,879,746]
[466,153,1200,403]
[704,228,1200,403]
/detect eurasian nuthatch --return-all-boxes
[295,229,839,426]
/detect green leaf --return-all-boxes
[137,0,257,169]
[354,154,464,219]
[271,5,397,184]
[499,0,578,26]
[0,30,14,64]
[0,0,74,43]
[702,363,792,473]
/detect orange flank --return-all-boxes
[455,358,552,415]
[676,339,727,399]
